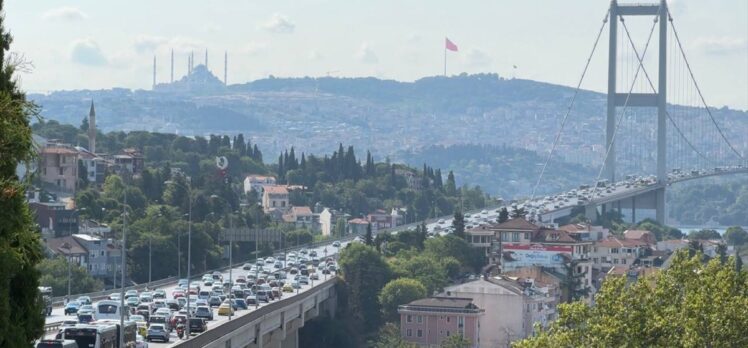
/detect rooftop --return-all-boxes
[406,297,478,309]
[264,185,289,194]
[493,217,541,232]
[46,236,87,255]
[596,237,649,248]
[348,218,369,225]
[291,206,313,216]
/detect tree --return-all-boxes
[445,170,457,196]
[365,222,373,246]
[441,334,472,348]
[334,218,347,237]
[560,259,590,303]
[37,257,104,296]
[498,207,509,223]
[452,210,465,239]
[339,243,391,332]
[378,278,427,322]
[724,226,748,246]
[0,1,46,343]
[510,206,527,219]
[370,323,418,348]
[688,229,722,240]
[514,250,748,348]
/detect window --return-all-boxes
[613,259,619,264]
[622,259,627,265]
[512,232,520,242]
[593,258,598,264]
[446,331,450,337]
[611,248,619,254]
[406,329,412,337]
[446,316,450,323]
[417,329,422,338]
[59,167,64,175]
[282,201,286,207]
[502,232,509,241]
[272,201,276,207]
[407,315,412,323]
[417,315,422,323]
[458,316,464,328]
[524,232,530,240]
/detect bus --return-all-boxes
[91,320,137,348]
[61,324,117,348]
[95,300,126,321]
[39,286,53,316]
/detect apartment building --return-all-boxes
[399,297,484,348]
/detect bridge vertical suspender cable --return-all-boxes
[530,10,610,200]
[619,18,714,166]
[668,9,745,162]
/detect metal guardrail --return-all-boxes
[171,277,338,348]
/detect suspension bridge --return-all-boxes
[532,0,747,225]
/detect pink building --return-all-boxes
[398,297,484,348]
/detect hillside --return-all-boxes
[29,73,748,198]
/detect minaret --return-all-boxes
[88,101,96,153]
[152,55,157,89]
[170,49,174,83]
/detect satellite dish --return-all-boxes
[216,156,229,170]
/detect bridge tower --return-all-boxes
[605,0,668,223]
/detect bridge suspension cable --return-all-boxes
[530,9,610,200]
[618,18,715,166]
[668,9,745,161]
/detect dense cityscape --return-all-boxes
[2,1,748,348]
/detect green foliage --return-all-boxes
[334,217,347,238]
[370,323,418,348]
[688,229,722,240]
[724,226,748,246]
[668,180,748,226]
[339,243,391,332]
[378,278,427,322]
[452,210,465,239]
[37,257,104,296]
[514,250,748,348]
[498,207,509,223]
[0,2,45,343]
[424,235,485,273]
[634,218,683,241]
[365,222,373,246]
[441,334,472,348]
[390,254,448,294]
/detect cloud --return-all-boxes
[243,41,267,56]
[70,38,107,66]
[133,35,204,54]
[355,43,378,64]
[691,36,746,55]
[465,48,492,67]
[261,14,295,34]
[42,7,88,21]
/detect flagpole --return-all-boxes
[443,44,447,77]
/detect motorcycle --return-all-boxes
[176,323,185,339]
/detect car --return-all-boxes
[271,287,282,299]
[282,284,294,293]
[135,334,149,348]
[125,289,139,299]
[291,281,301,289]
[153,289,166,299]
[217,301,234,316]
[298,276,309,285]
[245,295,258,305]
[171,290,185,298]
[332,241,341,247]
[77,304,94,315]
[148,314,171,332]
[76,296,92,305]
[171,313,188,327]
[126,296,140,307]
[309,250,317,257]
[109,293,121,301]
[208,296,222,307]
[198,290,211,300]
[234,298,248,310]
[196,299,208,307]
[176,297,187,309]
[194,306,214,321]
[178,279,189,287]
[256,290,270,303]
[146,324,169,343]
[77,313,94,324]
[165,299,180,312]
[139,294,153,303]
[310,273,319,280]
[189,318,207,333]
[64,301,80,315]
[242,263,252,270]
[154,307,173,321]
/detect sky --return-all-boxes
[6,0,748,109]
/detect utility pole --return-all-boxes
[119,187,127,348]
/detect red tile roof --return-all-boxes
[264,185,288,194]
[493,218,541,231]
[624,230,652,240]
[595,237,649,248]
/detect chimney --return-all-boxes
[88,101,96,153]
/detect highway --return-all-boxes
[46,241,348,347]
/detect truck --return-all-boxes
[39,286,53,316]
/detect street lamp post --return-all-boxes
[165,179,192,338]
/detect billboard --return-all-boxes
[501,244,572,270]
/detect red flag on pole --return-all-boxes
[445,37,458,52]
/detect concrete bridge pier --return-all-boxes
[655,187,665,225]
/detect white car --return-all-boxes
[136,334,149,348]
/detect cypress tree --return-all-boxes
[365,223,373,246]
[253,144,262,163]
[236,133,246,156]
[0,0,45,342]
[452,210,465,239]
[445,171,457,196]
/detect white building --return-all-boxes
[243,175,276,198]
